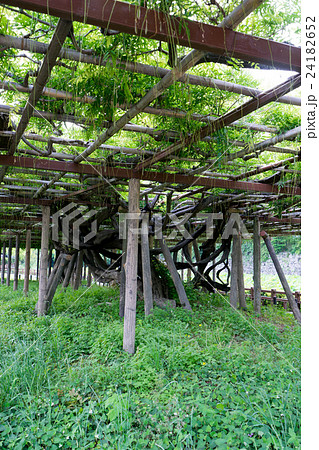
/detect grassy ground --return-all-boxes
[0,281,301,449]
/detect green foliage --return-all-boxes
[0,282,300,449]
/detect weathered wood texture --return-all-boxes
[253,217,261,314]
[1,242,5,284]
[23,229,31,295]
[6,238,12,286]
[36,205,50,316]
[141,213,153,316]
[73,250,83,290]
[13,234,20,291]
[123,178,140,354]
[158,235,192,311]
[260,230,301,323]
[44,254,71,312]
[229,236,239,308]
[62,253,77,288]
[237,235,247,309]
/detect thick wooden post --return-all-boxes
[73,251,83,290]
[253,217,261,314]
[23,229,32,295]
[120,226,128,317]
[62,252,77,288]
[141,212,153,316]
[158,234,192,311]
[123,178,140,354]
[6,238,12,286]
[36,205,50,316]
[229,236,239,308]
[13,234,20,291]
[1,241,6,284]
[260,230,301,323]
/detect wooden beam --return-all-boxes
[62,252,76,288]
[136,74,301,170]
[260,230,301,323]
[0,156,302,196]
[237,234,246,309]
[123,178,140,354]
[2,0,300,71]
[44,254,71,312]
[23,228,31,295]
[0,19,72,182]
[0,35,301,106]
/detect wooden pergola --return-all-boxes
[0,0,301,351]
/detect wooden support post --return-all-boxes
[36,205,50,316]
[23,229,31,295]
[260,230,301,323]
[123,178,140,354]
[46,253,62,293]
[158,233,192,311]
[253,217,261,314]
[44,254,71,312]
[87,268,92,287]
[6,238,12,286]
[271,288,277,305]
[1,241,6,284]
[295,291,301,309]
[73,251,83,290]
[62,253,77,288]
[36,248,40,280]
[250,287,254,302]
[187,243,192,281]
[141,212,153,316]
[13,234,20,291]
[229,236,239,308]
[237,234,246,309]
[193,239,201,262]
[48,247,53,276]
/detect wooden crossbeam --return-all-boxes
[2,0,300,71]
[0,35,301,106]
[136,74,301,170]
[0,155,301,196]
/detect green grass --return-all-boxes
[0,281,301,449]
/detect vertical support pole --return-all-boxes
[119,213,128,317]
[48,247,53,276]
[36,248,40,280]
[141,212,153,316]
[23,229,31,295]
[187,243,192,281]
[229,236,239,308]
[73,251,83,290]
[123,178,140,354]
[271,288,277,305]
[253,217,261,314]
[1,241,6,284]
[237,234,246,309]
[260,230,301,323]
[13,234,20,291]
[36,205,50,316]
[87,268,92,287]
[6,238,12,286]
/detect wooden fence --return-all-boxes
[245,287,301,310]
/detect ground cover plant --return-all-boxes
[0,282,300,449]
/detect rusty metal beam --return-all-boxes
[2,0,300,71]
[0,156,301,196]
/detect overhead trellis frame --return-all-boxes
[0,0,301,347]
